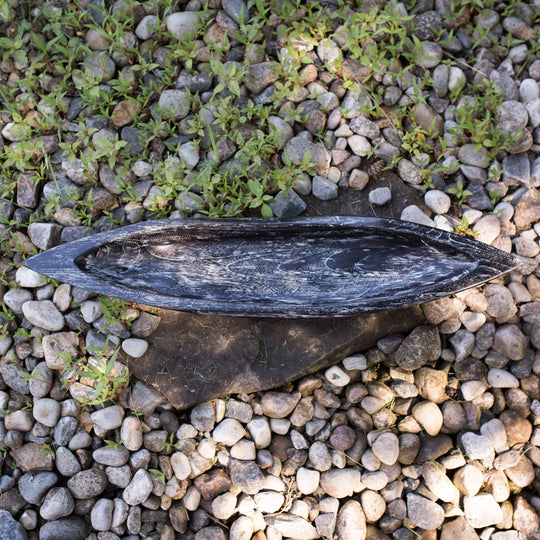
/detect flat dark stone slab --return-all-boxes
[24,216,518,317]
[125,305,425,410]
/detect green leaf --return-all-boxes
[229,80,240,97]
[261,203,273,218]
[247,179,262,196]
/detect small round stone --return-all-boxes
[372,432,399,465]
[67,469,108,499]
[40,487,74,520]
[122,469,153,505]
[461,432,493,460]
[166,12,201,40]
[336,500,366,540]
[463,493,503,528]
[22,300,65,331]
[246,416,272,449]
[28,361,53,398]
[121,416,143,452]
[325,365,350,387]
[121,338,148,358]
[487,368,519,388]
[18,472,58,504]
[261,392,301,419]
[309,441,332,472]
[369,187,391,206]
[170,452,191,480]
[212,418,246,447]
[361,490,386,522]
[91,405,125,431]
[254,491,285,513]
[320,468,361,498]
[16,267,46,287]
[33,398,61,428]
[411,401,443,436]
[296,467,320,495]
[424,190,451,214]
[407,493,445,530]
[329,425,356,451]
[91,498,114,532]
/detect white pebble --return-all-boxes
[212,418,246,446]
[342,354,367,371]
[296,467,320,494]
[121,338,148,358]
[325,365,350,387]
[424,190,451,214]
[487,368,519,388]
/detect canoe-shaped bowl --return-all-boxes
[24,216,519,317]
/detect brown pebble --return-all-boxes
[329,425,356,451]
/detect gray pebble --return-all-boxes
[0,509,27,540]
[268,116,293,150]
[496,100,529,128]
[38,516,88,540]
[127,381,166,416]
[284,136,330,176]
[458,144,490,168]
[135,15,157,40]
[463,493,502,528]
[55,447,82,477]
[5,410,34,432]
[312,176,338,201]
[28,362,53,398]
[369,187,391,206]
[15,267,46,288]
[527,98,540,127]
[122,469,153,505]
[406,493,444,530]
[349,117,380,139]
[91,498,114,532]
[93,445,130,467]
[490,71,518,100]
[269,189,307,218]
[33,399,60,428]
[166,12,200,40]
[519,78,539,103]
[82,52,116,82]
[503,154,530,187]
[22,301,64,331]
[4,288,33,315]
[121,416,143,452]
[54,417,79,446]
[91,405,124,431]
[158,90,190,120]
[0,362,30,394]
[397,159,423,185]
[228,459,265,495]
[40,487,74,520]
[67,469,108,499]
[400,205,436,227]
[105,465,132,489]
[68,431,92,451]
[18,471,58,504]
[245,62,278,94]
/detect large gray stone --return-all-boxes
[269,189,306,218]
[0,509,26,540]
[38,516,88,540]
[166,12,200,40]
[127,306,423,409]
[284,136,331,176]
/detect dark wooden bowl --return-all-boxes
[24,216,518,317]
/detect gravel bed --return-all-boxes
[0,0,540,539]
